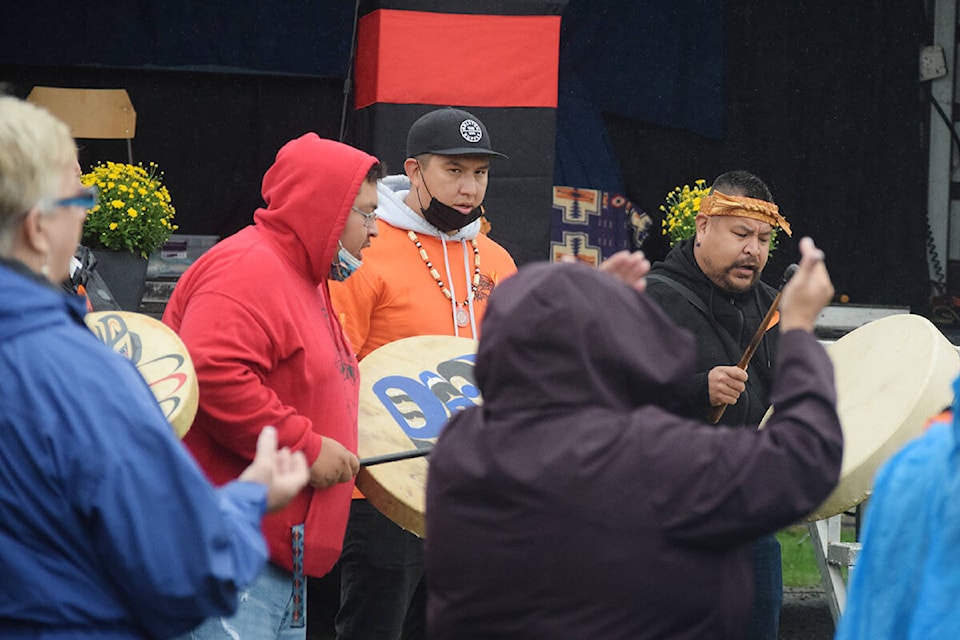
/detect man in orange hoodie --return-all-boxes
[164,134,384,640]
[326,108,517,640]
[321,109,651,640]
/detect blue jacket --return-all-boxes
[835,379,960,640]
[0,261,269,639]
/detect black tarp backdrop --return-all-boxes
[0,1,359,245]
[0,0,932,309]
[0,66,350,245]
[557,0,930,311]
[727,1,928,311]
[555,0,724,193]
[0,2,356,76]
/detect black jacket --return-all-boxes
[645,238,779,426]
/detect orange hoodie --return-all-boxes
[330,175,517,361]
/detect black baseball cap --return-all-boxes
[406,107,508,159]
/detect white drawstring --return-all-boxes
[439,236,479,337]
[439,237,461,337]
[461,238,478,337]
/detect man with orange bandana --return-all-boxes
[644,170,793,640]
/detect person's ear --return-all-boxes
[695,213,709,237]
[20,207,51,254]
[404,157,421,185]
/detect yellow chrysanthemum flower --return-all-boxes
[80,161,177,258]
[661,179,709,247]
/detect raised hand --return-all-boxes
[239,426,310,512]
[779,237,834,333]
[598,250,651,292]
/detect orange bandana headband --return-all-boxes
[699,190,792,237]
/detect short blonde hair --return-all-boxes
[0,96,77,250]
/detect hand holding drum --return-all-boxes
[310,435,360,488]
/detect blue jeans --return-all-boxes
[335,499,424,640]
[747,534,783,640]
[176,563,306,640]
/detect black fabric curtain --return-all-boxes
[0,1,356,77]
[0,65,348,243]
[3,1,933,309]
[555,0,724,194]
[723,1,929,310]
[592,1,929,310]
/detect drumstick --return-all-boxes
[707,263,799,425]
[360,446,433,467]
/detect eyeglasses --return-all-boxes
[51,185,98,211]
[351,206,379,228]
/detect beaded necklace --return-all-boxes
[408,230,480,328]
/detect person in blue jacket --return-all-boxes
[0,94,310,638]
[834,396,960,640]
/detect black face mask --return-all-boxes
[416,166,484,233]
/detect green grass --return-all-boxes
[777,523,857,587]
[777,525,822,587]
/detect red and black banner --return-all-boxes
[354,9,560,110]
[348,0,567,266]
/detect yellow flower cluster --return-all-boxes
[80,161,178,258]
[660,179,709,247]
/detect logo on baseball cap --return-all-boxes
[406,107,508,159]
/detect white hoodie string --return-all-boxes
[438,236,479,337]
[461,239,478,336]
[439,238,462,337]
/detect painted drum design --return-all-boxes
[86,311,199,438]
[356,335,479,537]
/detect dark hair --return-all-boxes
[366,161,387,183]
[711,170,773,203]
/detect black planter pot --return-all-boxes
[91,249,149,312]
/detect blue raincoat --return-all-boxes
[835,377,960,639]
[0,261,269,639]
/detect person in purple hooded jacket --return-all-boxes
[425,237,842,640]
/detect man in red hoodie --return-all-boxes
[164,134,384,640]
